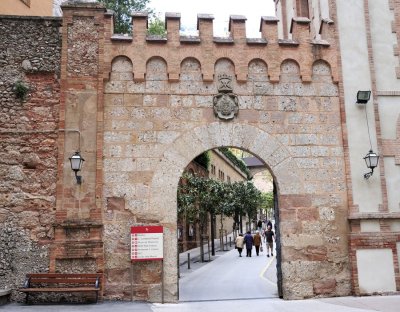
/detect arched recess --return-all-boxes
[149,121,304,300]
[312,59,339,96]
[214,58,235,76]
[280,59,301,82]
[312,59,333,82]
[110,55,133,81]
[248,58,269,82]
[146,56,168,81]
[180,57,202,81]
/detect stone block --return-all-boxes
[293,134,318,145]
[253,81,274,95]
[123,94,143,106]
[126,81,145,93]
[297,207,319,221]
[105,81,126,93]
[157,131,180,144]
[295,158,319,168]
[281,234,324,247]
[238,96,253,109]
[146,81,167,93]
[107,197,125,211]
[319,207,335,221]
[313,279,336,295]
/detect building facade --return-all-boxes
[0,0,399,303]
[178,149,249,252]
[0,0,55,16]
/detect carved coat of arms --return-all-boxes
[213,74,239,120]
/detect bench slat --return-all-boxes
[27,274,101,278]
[29,278,98,284]
[21,273,102,303]
[20,287,99,292]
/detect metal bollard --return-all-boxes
[229,237,232,247]
[187,253,190,270]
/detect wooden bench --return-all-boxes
[20,273,102,303]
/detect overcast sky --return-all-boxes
[149,0,276,37]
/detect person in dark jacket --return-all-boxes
[243,231,254,257]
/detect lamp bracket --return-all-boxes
[364,171,373,180]
[74,171,82,185]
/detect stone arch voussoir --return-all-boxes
[150,122,304,221]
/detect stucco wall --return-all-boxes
[337,0,400,295]
[337,0,382,213]
[356,249,396,293]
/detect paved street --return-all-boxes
[179,247,277,301]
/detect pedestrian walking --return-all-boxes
[253,230,262,256]
[243,231,254,257]
[264,224,275,257]
[235,233,244,257]
[257,219,262,232]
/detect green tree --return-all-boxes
[147,16,166,36]
[98,0,152,34]
[231,181,263,232]
[260,191,274,218]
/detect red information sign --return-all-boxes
[131,226,163,261]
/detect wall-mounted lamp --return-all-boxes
[69,151,85,184]
[356,90,371,104]
[363,150,379,179]
[357,90,380,179]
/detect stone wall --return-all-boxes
[94,5,348,300]
[0,16,61,299]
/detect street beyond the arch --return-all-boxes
[178,244,278,301]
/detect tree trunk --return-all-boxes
[210,212,215,256]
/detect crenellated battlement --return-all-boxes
[61,1,338,84]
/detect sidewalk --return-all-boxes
[179,233,235,267]
[2,295,399,311]
[2,234,399,311]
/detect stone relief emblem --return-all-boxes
[213,74,239,120]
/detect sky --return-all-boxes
[149,0,276,37]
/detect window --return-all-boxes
[296,0,309,18]
[211,164,216,175]
[227,176,231,183]
[218,170,225,181]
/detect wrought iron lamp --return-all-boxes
[363,150,379,179]
[357,90,379,179]
[69,151,85,184]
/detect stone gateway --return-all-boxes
[0,0,399,303]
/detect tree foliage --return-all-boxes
[147,16,166,36]
[178,174,263,232]
[98,0,152,34]
[230,181,262,221]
